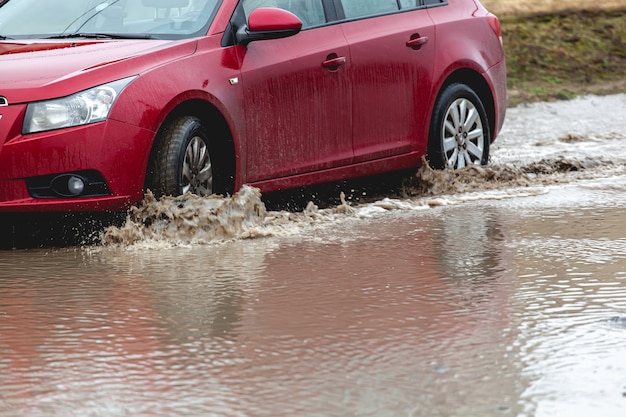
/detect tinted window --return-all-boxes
[341,0,399,19]
[242,0,326,28]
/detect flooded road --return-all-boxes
[2,94,626,416]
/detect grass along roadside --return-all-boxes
[501,7,626,106]
[481,0,626,17]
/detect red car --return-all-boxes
[0,0,505,213]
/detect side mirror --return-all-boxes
[236,7,302,46]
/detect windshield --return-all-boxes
[0,0,221,40]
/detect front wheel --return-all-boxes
[427,83,490,170]
[148,115,215,197]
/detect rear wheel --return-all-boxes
[427,83,490,170]
[149,115,215,197]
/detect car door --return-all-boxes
[235,0,353,183]
[337,0,436,163]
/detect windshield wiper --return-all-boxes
[0,35,14,40]
[46,32,159,40]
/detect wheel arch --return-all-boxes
[146,99,237,196]
[434,68,496,144]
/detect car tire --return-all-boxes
[149,115,216,197]
[427,83,490,170]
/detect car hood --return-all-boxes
[0,39,197,104]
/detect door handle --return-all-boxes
[322,54,347,71]
[406,35,429,50]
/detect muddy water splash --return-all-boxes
[101,186,358,246]
[101,154,620,247]
[401,155,615,197]
[102,186,267,245]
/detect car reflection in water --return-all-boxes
[0,208,520,415]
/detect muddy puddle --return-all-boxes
[1,94,626,416]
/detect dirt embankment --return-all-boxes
[482,0,626,105]
[481,0,625,16]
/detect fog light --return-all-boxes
[67,176,85,196]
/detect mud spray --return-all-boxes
[101,154,622,247]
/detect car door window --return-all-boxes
[341,0,399,19]
[242,0,326,28]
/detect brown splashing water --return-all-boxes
[101,156,619,246]
[101,186,268,245]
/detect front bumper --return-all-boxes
[0,107,153,213]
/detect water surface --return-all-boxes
[2,95,626,416]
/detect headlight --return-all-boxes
[23,76,136,134]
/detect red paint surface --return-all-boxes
[0,0,506,212]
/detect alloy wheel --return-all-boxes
[182,135,213,196]
[441,98,486,169]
